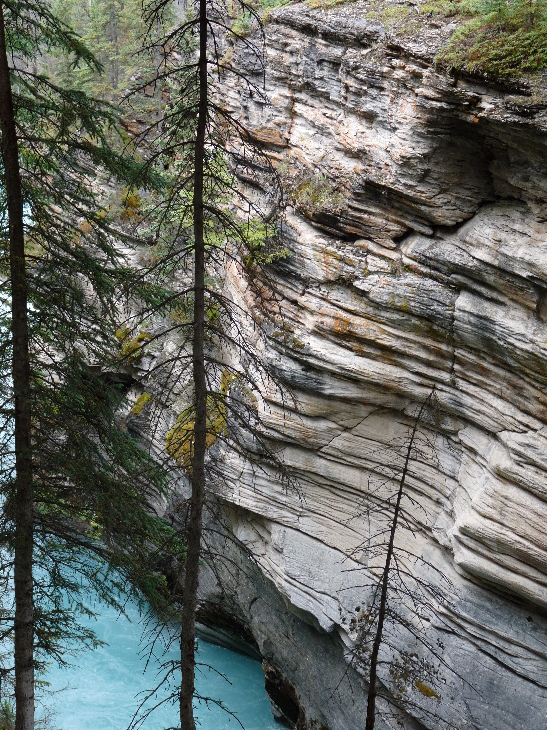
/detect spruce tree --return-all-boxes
[0,3,33,724]
[126,2,287,726]
[0,2,176,726]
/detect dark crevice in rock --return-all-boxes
[196,599,261,658]
[263,660,301,727]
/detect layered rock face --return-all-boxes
[199,4,547,729]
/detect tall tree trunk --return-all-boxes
[110,2,119,91]
[0,4,34,730]
[365,395,431,730]
[179,0,207,726]
[156,16,163,135]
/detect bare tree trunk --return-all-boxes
[0,4,34,730]
[178,0,207,726]
[156,16,163,135]
[365,395,432,730]
[111,2,119,91]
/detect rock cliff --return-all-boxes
[131,4,547,729]
[207,4,547,729]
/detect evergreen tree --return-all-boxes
[0,2,177,726]
[124,2,288,726]
[49,0,166,107]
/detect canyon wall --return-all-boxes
[132,4,547,729]
[213,4,547,729]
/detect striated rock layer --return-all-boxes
[193,4,547,730]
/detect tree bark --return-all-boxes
[0,4,34,730]
[179,0,207,726]
[365,395,431,730]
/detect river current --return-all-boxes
[0,291,276,730]
[42,592,278,730]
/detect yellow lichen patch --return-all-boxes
[79,220,93,235]
[166,376,237,474]
[117,330,153,363]
[132,392,151,416]
[165,410,221,473]
[220,369,237,395]
[120,188,143,222]
[415,681,440,700]
[166,416,195,471]
[115,326,130,340]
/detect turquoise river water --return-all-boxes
[0,291,276,729]
[41,594,278,730]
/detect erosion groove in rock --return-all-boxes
[208,4,547,730]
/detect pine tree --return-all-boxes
[124,2,288,726]
[49,0,164,106]
[0,2,177,726]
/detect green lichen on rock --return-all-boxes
[132,392,151,416]
[166,370,238,472]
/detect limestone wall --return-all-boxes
[203,4,547,728]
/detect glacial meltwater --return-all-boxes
[40,594,278,730]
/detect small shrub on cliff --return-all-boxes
[291,174,345,214]
[243,217,290,268]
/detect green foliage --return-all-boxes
[229,0,291,28]
[436,0,547,76]
[380,4,412,22]
[48,0,161,103]
[243,218,290,267]
[0,701,14,730]
[291,174,346,213]
[232,12,253,36]
[0,0,180,687]
[306,0,354,8]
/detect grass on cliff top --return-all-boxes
[434,0,547,77]
[250,0,547,78]
[287,0,547,78]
